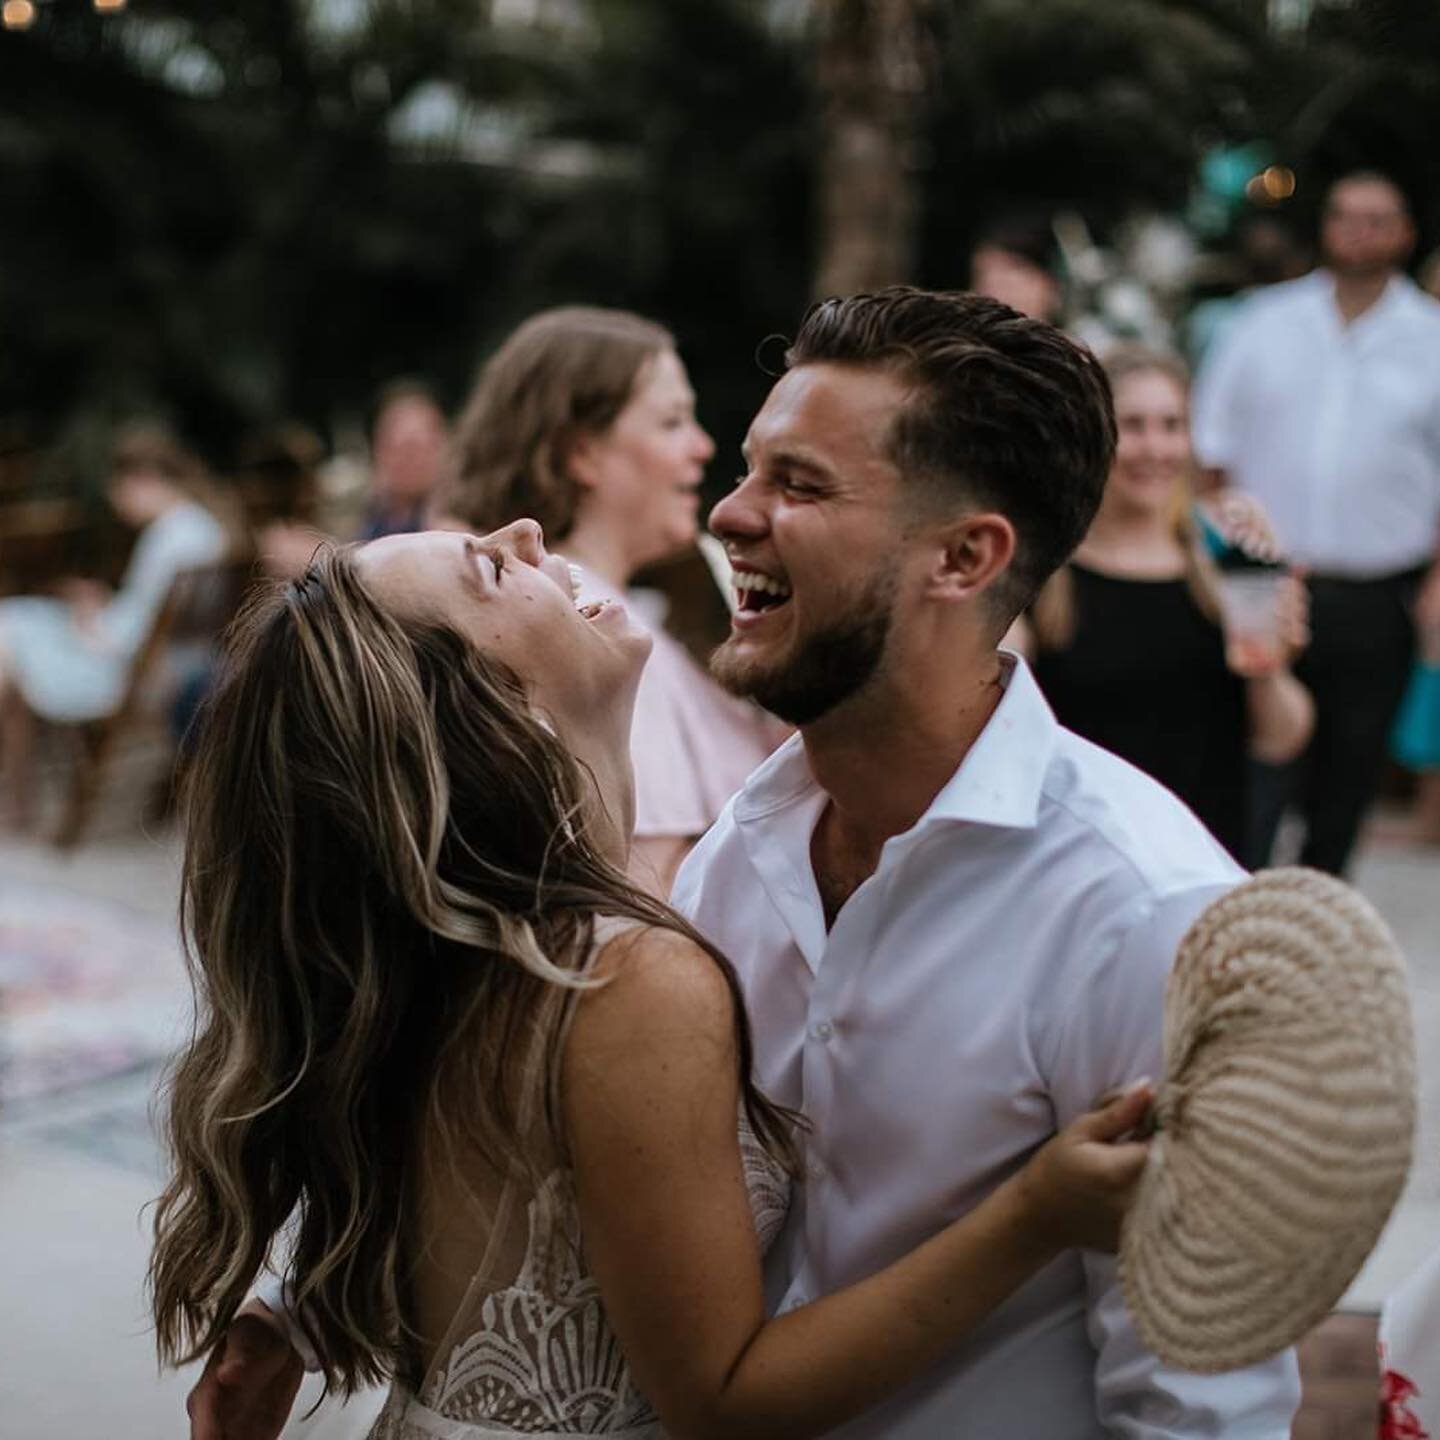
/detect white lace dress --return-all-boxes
[367,943,790,1439]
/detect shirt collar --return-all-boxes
[1313,268,1418,329]
[733,651,1058,833]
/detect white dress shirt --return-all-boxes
[673,656,1300,1439]
[1190,269,1440,577]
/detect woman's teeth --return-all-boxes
[568,562,584,604]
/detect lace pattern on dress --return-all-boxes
[369,936,789,1439]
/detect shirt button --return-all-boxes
[810,1020,834,1042]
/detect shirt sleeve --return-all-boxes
[1190,315,1257,473]
[252,1273,323,1373]
[1046,884,1302,1438]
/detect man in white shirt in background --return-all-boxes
[1191,171,1440,874]
[680,287,1298,1437]
[192,289,1300,1437]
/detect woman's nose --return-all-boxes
[500,518,545,563]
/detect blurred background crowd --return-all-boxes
[2,2,1440,1436]
[2,0,1440,863]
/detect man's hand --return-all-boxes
[187,1306,303,1440]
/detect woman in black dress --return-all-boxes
[1020,347,1312,864]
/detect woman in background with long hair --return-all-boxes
[443,307,783,896]
[153,521,1151,1440]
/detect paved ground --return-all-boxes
[0,798,1435,1439]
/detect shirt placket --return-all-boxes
[1308,310,1354,570]
[788,860,893,1311]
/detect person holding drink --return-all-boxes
[1017,346,1313,864]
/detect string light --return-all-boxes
[1245,165,1297,206]
[1261,165,1297,200]
[94,0,127,11]
[2,0,36,30]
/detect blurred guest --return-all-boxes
[1019,347,1312,864]
[357,379,448,540]
[0,423,231,825]
[1192,170,1440,873]
[1380,1250,1440,1439]
[259,382,447,578]
[1183,214,1309,368]
[970,216,1063,323]
[444,306,782,895]
[1421,245,1440,302]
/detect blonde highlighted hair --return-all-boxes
[149,544,792,1394]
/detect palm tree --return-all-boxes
[811,0,932,296]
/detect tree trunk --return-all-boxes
[812,0,930,298]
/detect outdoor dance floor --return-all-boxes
[1,814,1435,1439]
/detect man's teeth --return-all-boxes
[732,569,792,601]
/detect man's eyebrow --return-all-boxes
[741,442,832,477]
[771,447,831,477]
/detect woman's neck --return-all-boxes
[554,700,638,870]
[1075,503,1187,579]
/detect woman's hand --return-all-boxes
[1203,489,1282,563]
[1012,1081,1154,1254]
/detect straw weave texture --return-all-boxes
[1119,867,1415,1373]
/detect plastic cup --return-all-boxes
[1217,570,1284,675]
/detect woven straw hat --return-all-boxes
[1119,867,1416,1374]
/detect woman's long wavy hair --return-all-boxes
[149,544,794,1395]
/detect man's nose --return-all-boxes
[709,476,766,541]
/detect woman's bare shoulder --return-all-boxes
[570,921,736,1060]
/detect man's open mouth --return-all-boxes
[732,568,793,615]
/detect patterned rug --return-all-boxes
[0,880,188,1113]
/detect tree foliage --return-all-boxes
[0,0,1435,478]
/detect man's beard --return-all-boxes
[710,571,895,727]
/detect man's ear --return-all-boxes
[923,512,1017,604]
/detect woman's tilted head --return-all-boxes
[149,524,782,1394]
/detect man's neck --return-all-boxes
[1331,267,1394,325]
[803,650,1006,856]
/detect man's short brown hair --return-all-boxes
[786,287,1116,617]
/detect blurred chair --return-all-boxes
[0,497,93,597]
[52,556,254,849]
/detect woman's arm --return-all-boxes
[1236,574,1315,764]
[1245,670,1315,764]
[566,927,1148,1440]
